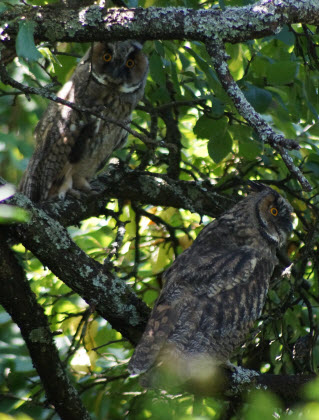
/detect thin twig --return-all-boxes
[92,339,127,351]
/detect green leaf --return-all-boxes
[244,85,272,113]
[219,0,226,10]
[149,52,166,85]
[0,5,8,14]
[38,47,62,70]
[227,44,245,80]
[208,132,232,164]
[154,40,165,57]
[184,46,210,74]
[305,153,319,176]
[239,139,262,160]
[0,185,29,224]
[211,98,225,117]
[30,0,59,4]
[126,0,139,6]
[0,204,29,224]
[16,21,42,62]
[207,119,232,164]
[193,115,215,139]
[245,390,283,420]
[302,377,319,400]
[275,25,295,46]
[267,61,297,85]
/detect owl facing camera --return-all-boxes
[19,40,148,202]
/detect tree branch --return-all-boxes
[158,84,182,180]
[1,1,313,191]
[9,192,150,346]
[183,366,316,407]
[1,164,233,229]
[0,227,92,420]
[205,38,312,192]
[1,0,319,48]
[0,167,234,349]
[44,165,234,225]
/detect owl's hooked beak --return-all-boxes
[109,64,124,83]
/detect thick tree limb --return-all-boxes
[1,167,232,347]
[0,227,92,420]
[1,0,319,49]
[50,165,233,225]
[9,192,150,346]
[1,165,233,228]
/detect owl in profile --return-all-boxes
[128,183,293,388]
[19,40,148,202]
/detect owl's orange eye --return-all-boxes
[270,207,278,216]
[103,53,112,62]
[126,59,135,68]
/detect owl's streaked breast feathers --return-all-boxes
[19,40,148,202]
[128,183,293,387]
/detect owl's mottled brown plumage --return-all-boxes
[128,183,293,387]
[19,40,148,202]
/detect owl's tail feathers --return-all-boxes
[127,329,165,377]
[130,348,224,391]
[18,155,48,202]
[18,170,41,202]
[128,346,184,389]
[128,303,178,375]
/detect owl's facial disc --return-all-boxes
[91,41,147,93]
[255,192,293,247]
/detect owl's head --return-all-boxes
[90,40,148,93]
[249,182,293,247]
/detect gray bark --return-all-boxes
[1,0,319,49]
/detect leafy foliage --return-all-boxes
[1,0,319,419]
[16,21,42,63]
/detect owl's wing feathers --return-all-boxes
[32,108,86,200]
[129,246,274,375]
[165,244,261,297]
[24,64,95,200]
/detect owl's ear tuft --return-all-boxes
[133,40,146,47]
[247,181,269,192]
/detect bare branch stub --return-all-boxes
[205,38,312,192]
